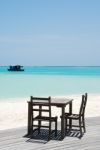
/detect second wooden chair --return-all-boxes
[64,93,88,138]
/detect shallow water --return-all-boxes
[0,75,100,98]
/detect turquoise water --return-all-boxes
[0,66,100,98]
[1,66,100,75]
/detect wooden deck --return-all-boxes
[0,117,100,150]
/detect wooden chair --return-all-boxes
[30,96,58,141]
[64,93,88,138]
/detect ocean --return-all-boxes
[0,66,100,98]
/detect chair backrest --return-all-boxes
[79,93,88,116]
[30,96,51,118]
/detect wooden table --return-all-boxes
[27,97,73,140]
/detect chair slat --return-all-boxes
[32,125,50,128]
[32,109,49,112]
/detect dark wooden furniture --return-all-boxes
[27,97,73,140]
[64,93,88,138]
[30,96,57,141]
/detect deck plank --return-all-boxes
[0,117,100,150]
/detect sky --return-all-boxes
[0,0,100,66]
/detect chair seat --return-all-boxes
[34,115,57,122]
[65,113,79,119]
[60,113,79,119]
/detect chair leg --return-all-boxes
[82,116,86,133]
[31,118,34,134]
[38,120,41,134]
[65,118,67,132]
[79,118,82,138]
[65,118,68,133]
[69,118,72,131]
[55,119,57,137]
[48,122,51,141]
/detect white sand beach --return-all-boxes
[0,94,100,130]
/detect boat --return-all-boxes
[8,65,24,71]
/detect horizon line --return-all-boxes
[0,65,100,67]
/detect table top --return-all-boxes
[28,97,73,107]
[51,97,73,105]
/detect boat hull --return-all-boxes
[8,69,24,71]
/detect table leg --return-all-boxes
[69,101,72,130]
[38,105,42,134]
[61,106,65,140]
